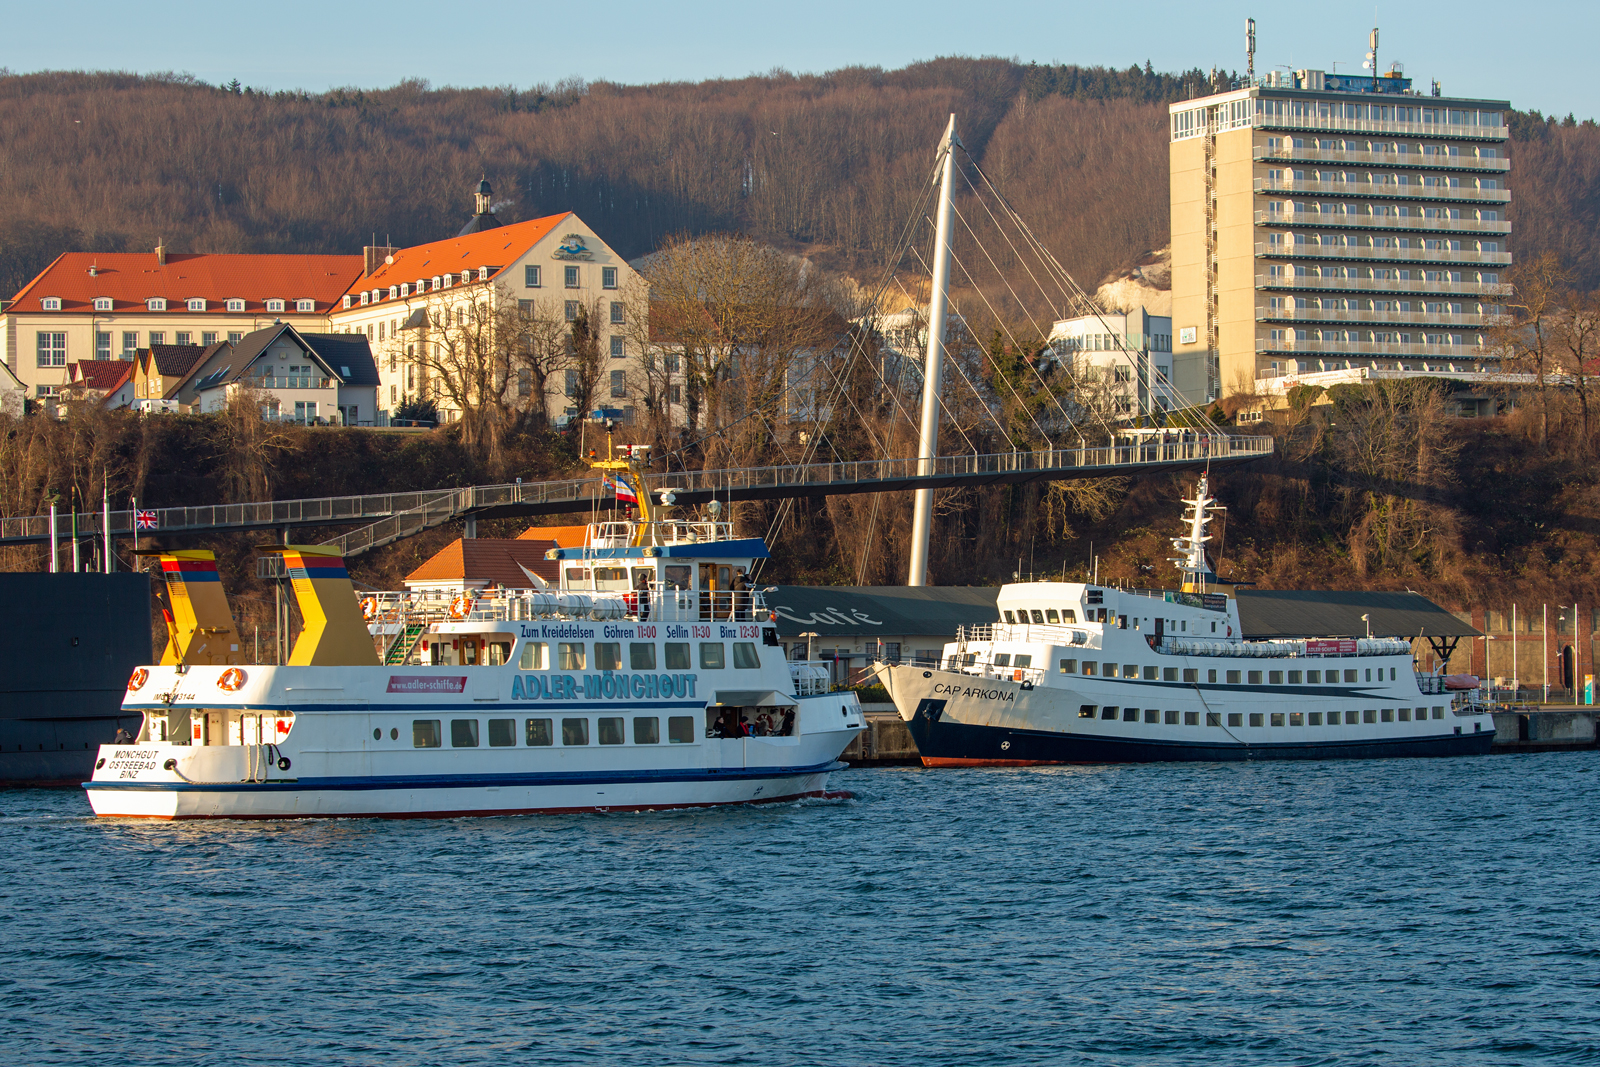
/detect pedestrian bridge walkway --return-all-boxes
[2,434,1272,558]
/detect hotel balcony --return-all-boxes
[1256,115,1508,142]
[1255,338,1490,358]
[1257,307,1493,328]
[1256,243,1512,266]
[1254,145,1511,172]
[1255,275,1510,298]
[1255,211,1512,236]
[1253,177,1510,204]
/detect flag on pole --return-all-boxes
[613,474,639,505]
[135,509,158,530]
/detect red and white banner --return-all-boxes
[386,675,468,694]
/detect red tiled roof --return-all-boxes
[516,524,590,547]
[70,360,133,392]
[144,344,216,378]
[9,252,364,314]
[354,214,571,291]
[404,538,560,587]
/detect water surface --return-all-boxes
[3,754,1598,1066]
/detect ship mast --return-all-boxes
[1169,473,1224,593]
[906,114,961,587]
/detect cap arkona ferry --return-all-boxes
[85,445,863,819]
[875,475,1494,764]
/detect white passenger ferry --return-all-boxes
[85,450,863,819]
[875,476,1494,764]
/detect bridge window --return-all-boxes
[595,642,622,670]
[1058,659,1076,674]
[1046,609,1059,624]
[413,720,441,748]
[1079,705,1096,718]
[630,643,657,670]
[665,643,691,669]
[526,718,553,746]
[699,643,725,669]
[562,718,590,745]
[733,643,761,669]
[1013,654,1032,669]
[1031,610,1045,624]
[1062,610,1077,623]
[1003,611,1017,623]
[518,642,548,670]
[993,653,1011,667]
[634,717,659,744]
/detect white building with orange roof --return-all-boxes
[330,182,644,426]
[0,246,363,404]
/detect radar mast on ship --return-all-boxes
[1169,473,1224,593]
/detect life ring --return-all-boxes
[127,668,149,692]
[217,667,247,692]
[361,596,378,620]
[1227,625,1233,637]
[449,594,474,620]
[623,592,639,615]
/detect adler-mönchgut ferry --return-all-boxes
[874,475,1494,764]
[85,446,863,819]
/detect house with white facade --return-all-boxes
[189,324,379,425]
[1048,307,1192,417]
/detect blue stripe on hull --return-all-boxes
[906,714,1495,763]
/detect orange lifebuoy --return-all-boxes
[361,596,378,620]
[1012,669,1024,682]
[127,668,149,692]
[449,594,474,620]
[217,667,247,692]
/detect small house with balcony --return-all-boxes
[190,324,378,424]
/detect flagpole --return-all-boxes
[103,483,113,574]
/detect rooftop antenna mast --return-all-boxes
[1366,26,1379,92]
[1246,18,1256,82]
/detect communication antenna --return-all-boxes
[1365,26,1379,92]
[1245,18,1256,81]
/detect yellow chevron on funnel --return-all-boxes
[261,545,379,666]
[137,549,245,666]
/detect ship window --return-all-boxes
[699,643,725,669]
[373,728,381,740]
[1123,708,1137,722]
[1144,709,1159,724]
[1062,610,1077,623]
[1344,670,1358,683]
[565,568,590,584]
[663,565,691,590]
[518,642,548,670]
[1031,610,1046,625]
[390,728,398,740]
[412,720,441,748]
[1381,709,1394,722]
[630,643,657,670]
[1185,712,1200,726]
[1228,713,1243,727]
[1363,710,1377,723]
[1183,669,1198,682]
[1399,708,1411,721]
[1269,671,1284,684]
[450,719,480,747]
[665,642,691,670]
[1163,667,1178,681]
[1165,710,1180,724]
[1250,713,1265,727]
[1247,671,1262,685]
[994,653,1011,667]
[1288,670,1302,683]
[488,719,516,746]
[1081,661,1096,676]
[1432,706,1444,718]
[562,718,590,745]
[668,715,695,743]
[598,717,625,745]
[1059,659,1076,674]
[733,643,761,669]
[1143,666,1158,680]
[1208,670,1218,683]
[1079,705,1096,718]
[1307,670,1321,683]
[559,642,586,670]
[1101,707,1117,720]
[1226,671,1242,684]
[1211,622,1217,633]
[1390,667,1397,680]
[634,717,659,744]
[1289,712,1304,726]
[526,718,553,746]
[594,642,622,670]
[1346,711,1360,724]
[1181,621,1186,631]
[1123,664,1138,679]
[1119,616,1128,630]
[1003,611,1017,623]
[1046,609,1060,624]
[1207,712,1222,726]
[1270,713,1285,727]
[1013,654,1032,669]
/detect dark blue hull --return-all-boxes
[906,705,1496,765]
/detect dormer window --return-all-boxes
[386,286,398,301]
[443,273,456,287]
[359,292,370,306]
[341,295,353,309]
[416,279,426,292]
[147,297,167,311]
[92,297,112,312]
[186,298,205,312]
[226,298,246,312]
[296,298,315,312]
[265,298,286,313]
[399,283,410,298]
[431,276,442,290]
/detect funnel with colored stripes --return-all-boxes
[260,546,379,666]
[135,549,246,667]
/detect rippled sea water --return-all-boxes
[5,753,1600,1066]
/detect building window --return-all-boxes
[564,266,579,288]
[296,299,315,313]
[227,332,243,344]
[610,369,627,398]
[602,267,618,289]
[93,297,112,312]
[525,265,541,288]
[610,336,624,358]
[517,368,531,397]
[187,298,206,312]
[609,301,624,325]
[36,332,67,367]
[121,332,139,357]
[146,298,166,311]
[200,332,218,346]
[390,384,397,405]
[175,332,192,346]
[41,297,63,311]
[294,401,318,424]
[564,369,579,397]
[564,301,579,322]
[226,298,245,312]
[265,299,285,313]
[95,332,111,360]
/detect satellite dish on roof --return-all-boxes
[385,255,395,265]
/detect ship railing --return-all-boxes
[957,624,994,643]
[434,585,772,625]
[992,622,1093,646]
[789,662,831,695]
[1156,637,1414,658]
[1415,673,1448,695]
[581,519,738,550]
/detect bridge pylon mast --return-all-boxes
[907,114,960,587]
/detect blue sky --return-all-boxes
[6,0,1595,118]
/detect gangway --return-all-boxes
[0,434,1272,558]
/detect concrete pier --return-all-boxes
[841,706,922,765]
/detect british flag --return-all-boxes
[135,509,158,531]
